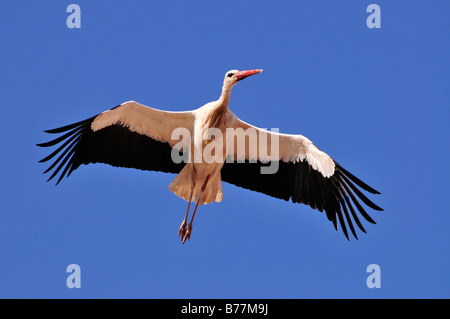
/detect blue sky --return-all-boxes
[0,1,448,298]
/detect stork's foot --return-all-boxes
[181,224,193,244]
[178,219,187,239]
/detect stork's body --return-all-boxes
[169,70,264,242]
[38,69,383,243]
[170,101,228,205]
[169,104,227,242]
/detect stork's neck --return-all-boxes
[217,82,233,108]
[205,83,233,128]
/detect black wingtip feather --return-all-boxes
[340,173,383,211]
[43,117,95,134]
[335,161,381,195]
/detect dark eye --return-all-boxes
[227,73,235,78]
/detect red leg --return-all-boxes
[178,182,194,240]
[182,176,210,244]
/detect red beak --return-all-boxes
[235,69,263,81]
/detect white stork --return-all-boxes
[38,69,382,243]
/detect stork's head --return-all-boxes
[223,69,263,88]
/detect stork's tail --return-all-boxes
[168,165,193,202]
[169,165,223,205]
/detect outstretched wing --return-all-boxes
[37,101,195,184]
[221,113,383,240]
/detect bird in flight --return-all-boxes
[38,69,382,243]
